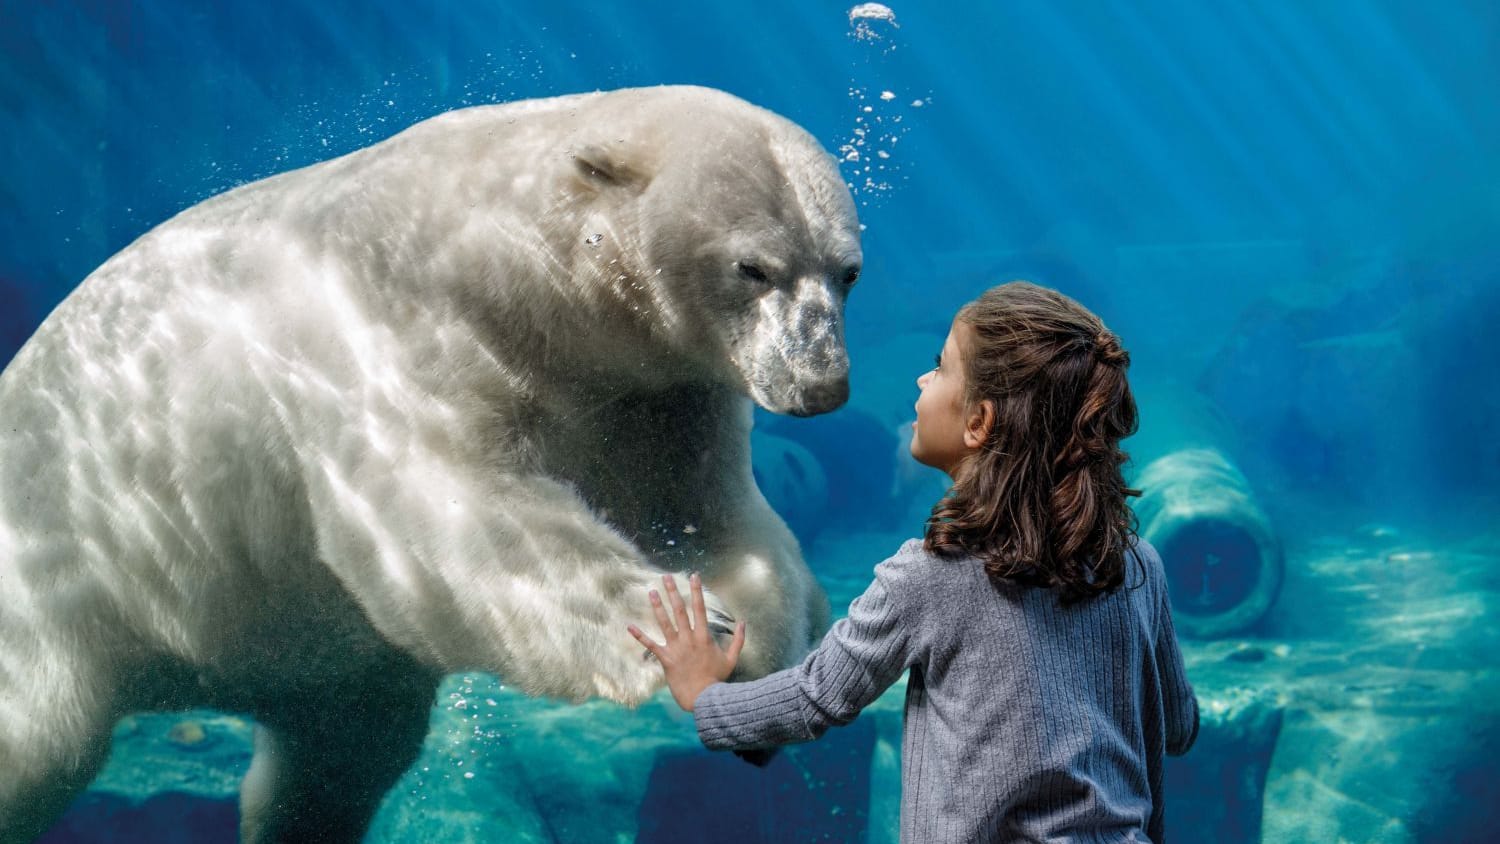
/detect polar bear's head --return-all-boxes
[566,87,862,417]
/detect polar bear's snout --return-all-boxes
[741,330,851,417]
[737,276,853,416]
[787,377,850,418]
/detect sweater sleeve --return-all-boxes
[694,559,914,751]
[1147,543,1199,756]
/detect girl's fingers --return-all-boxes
[628,625,664,661]
[648,590,676,640]
[662,574,692,633]
[689,572,709,641]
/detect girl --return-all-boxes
[628,281,1198,843]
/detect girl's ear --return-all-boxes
[963,399,996,449]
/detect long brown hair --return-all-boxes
[924,281,1142,604]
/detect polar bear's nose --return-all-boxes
[788,376,849,417]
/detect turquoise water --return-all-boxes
[2,2,1497,842]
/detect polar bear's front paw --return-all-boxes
[633,572,737,659]
[639,603,738,664]
[609,572,744,704]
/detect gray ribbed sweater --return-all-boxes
[694,538,1198,843]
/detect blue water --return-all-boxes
[2,2,1497,842]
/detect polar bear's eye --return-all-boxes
[737,261,769,284]
[841,265,862,286]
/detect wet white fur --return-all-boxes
[0,85,860,842]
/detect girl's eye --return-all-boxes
[933,353,942,370]
[738,261,769,283]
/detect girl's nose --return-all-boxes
[916,371,931,389]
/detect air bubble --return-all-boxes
[848,3,899,43]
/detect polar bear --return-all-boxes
[0,85,860,843]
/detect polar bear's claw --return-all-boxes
[706,607,737,640]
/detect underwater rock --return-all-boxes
[164,720,215,751]
[1254,536,1500,844]
[1354,523,1401,543]
[1164,687,1283,844]
[1134,449,1284,638]
[1263,691,1500,844]
[846,331,947,429]
[754,406,904,543]
[865,732,902,844]
[90,713,250,801]
[1197,264,1500,515]
[38,712,249,841]
[34,792,238,844]
[751,431,831,543]
[637,715,877,843]
[890,421,952,531]
[1223,645,1268,663]
[838,329,956,533]
[1124,379,1239,472]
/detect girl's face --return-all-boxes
[911,320,990,478]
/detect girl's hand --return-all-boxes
[628,572,746,712]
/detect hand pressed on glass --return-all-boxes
[628,573,747,712]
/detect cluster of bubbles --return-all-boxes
[838,86,926,202]
[197,69,426,197]
[453,46,586,108]
[839,4,928,205]
[192,10,926,212]
[405,674,514,797]
[847,3,899,49]
[202,43,565,199]
[446,674,515,743]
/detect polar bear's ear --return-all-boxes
[572,144,650,191]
